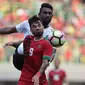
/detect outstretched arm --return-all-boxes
[4,40,23,48]
[0,26,17,34]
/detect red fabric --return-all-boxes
[49,69,66,85]
[23,35,53,72]
[18,35,53,85]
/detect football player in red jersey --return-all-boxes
[48,59,69,85]
[17,15,53,85]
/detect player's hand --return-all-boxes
[32,74,39,85]
[3,42,14,48]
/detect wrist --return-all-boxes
[36,72,41,77]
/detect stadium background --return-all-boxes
[0,0,85,85]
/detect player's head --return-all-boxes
[29,15,44,37]
[54,59,60,69]
[38,3,53,27]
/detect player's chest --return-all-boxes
[29,41,44,55]
[52,71,64,81]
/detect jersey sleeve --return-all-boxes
[16,20,30,33]
[43,40,53,61]
[23,35,33,57]
[61,70,66,78]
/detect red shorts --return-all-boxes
[18,80,48,85]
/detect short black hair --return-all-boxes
[82,0,85,3]
[40,3,53,12]
[29,15,42,27]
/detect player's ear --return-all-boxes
[51,14,53,17]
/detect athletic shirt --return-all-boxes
[16,20,53,54]
[19,35,53,84]
[48,69,66,85]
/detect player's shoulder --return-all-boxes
[20,20,29,24]
[17,19,30,28]
[43,38,51,45]
[25,35,34,40]
[59,68,66,73]
[49,70,55,75]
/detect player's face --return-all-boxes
[31,20,44,37]
[39,7,53,25]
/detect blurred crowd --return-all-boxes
[0,0,85,64]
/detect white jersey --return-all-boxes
[16,20,53,54]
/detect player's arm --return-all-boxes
[32,59,49,85]
[4,40,23,48]
[38,41,53,74]
[0,26,17,34]
[37,59,49,75]
[50,47,57,62]
[0,20,28,34]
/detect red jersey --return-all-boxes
[48,69,66,85]
[18,36,53,85]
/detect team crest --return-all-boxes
[37,44,42,48]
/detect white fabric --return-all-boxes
[16,20,53,54]
[16,20,33,38]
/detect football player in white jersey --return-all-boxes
[1,3,56,70]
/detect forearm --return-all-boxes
[12,41,23,48]
[38,59,49,74]
[0,26,17,34]
[32,60,49,85]
[50,47,56,62]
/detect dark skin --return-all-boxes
[38,7,53,28]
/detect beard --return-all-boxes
[33,31,43,37]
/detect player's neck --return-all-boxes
[43,24,49,28]
[38,14,49,28]
[55,67,59,70]
[34,36,43,41]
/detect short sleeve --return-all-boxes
[16,20,30,33]
[43,40,53,61]
[23,36,33,57]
